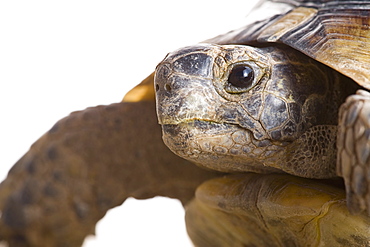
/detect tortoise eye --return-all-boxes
[226,65,255,93]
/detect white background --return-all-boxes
[0,1,258,246]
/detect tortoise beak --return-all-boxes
[154,45,219,125]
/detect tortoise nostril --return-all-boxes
[156,84,160,92]
[165,84,172,92]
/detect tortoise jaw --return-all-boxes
[159,117,232,128]
[161,119,241,154]
[161,119,232,135]
[161,120,285,174]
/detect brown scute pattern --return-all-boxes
[207,1,370,88]
[0,101,219,247]
[337,90,370,215]
[280,6,370,88]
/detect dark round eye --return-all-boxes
[228,65,254,89]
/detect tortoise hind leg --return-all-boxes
[0,74,219,247]
[186,173,370,247]
[337,89,370,215]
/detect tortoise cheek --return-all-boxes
[260,94,290,139]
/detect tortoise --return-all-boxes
[1,0,370,246]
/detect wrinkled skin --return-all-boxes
[155,44,357,178]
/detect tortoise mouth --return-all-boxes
[161,119,241,151]
[160,120,285,174]
[161,119,239,140]
[164,119,230,129]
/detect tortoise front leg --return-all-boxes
[0,76,219,246]
[337,89,370,215]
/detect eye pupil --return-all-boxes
[228,65,254,88]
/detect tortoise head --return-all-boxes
[154,44,352,174]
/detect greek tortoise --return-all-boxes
[1,0,370,246]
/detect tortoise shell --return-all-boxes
[207,0,370,88]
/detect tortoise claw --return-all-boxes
[337,89,370,215]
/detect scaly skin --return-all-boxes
[337,90,370,215]
[155,44,357,178]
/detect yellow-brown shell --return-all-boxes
[207,1,370,89]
